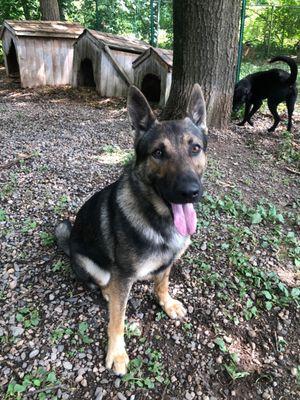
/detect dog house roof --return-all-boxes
[133,47,173,69]
[76,29,148,54]
[0,20,83,39]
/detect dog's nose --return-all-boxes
[178,181,201,202]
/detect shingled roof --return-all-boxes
[76,28,148,54]
[1,20,83,39]
[132,47,173,69]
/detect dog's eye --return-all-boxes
[191,144,201,154]
[152,149,163,159]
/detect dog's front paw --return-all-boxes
[163,299,187,319]
[106,347,129,376]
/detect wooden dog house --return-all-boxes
[132,47,173,106]
[0,20,83,88]
[72,29,148,97]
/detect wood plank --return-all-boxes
[24,38,36,88]
[17,38,28,87]
[33,38,46,86]
[52,39,62,85]
[42,39,54,85]
[103,45,132,86]
[64,41,73,84]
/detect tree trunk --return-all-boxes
[40,0,60,20]
[162,0,240,129]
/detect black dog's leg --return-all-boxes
[237,101,252,126]
[286,94,296,132]
[267,99,281,132]
[246,100,263,126]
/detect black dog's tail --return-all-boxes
[55,220,72,257]
[269,56,298,85]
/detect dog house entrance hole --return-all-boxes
[7,41,20,79]
[141,74,161,103]
[78,58,96,87]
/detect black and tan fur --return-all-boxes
[55,84,208,375]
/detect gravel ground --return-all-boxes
[0,67,299,400]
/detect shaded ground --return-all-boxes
[0,67,299,400]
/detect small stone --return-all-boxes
[114,378,121,388]
[95,387,106,400]
[216,356,223,364]
[247,329,256,338]
[80,378,87,387]
[9,280,17,289]
[188,306,194,313]
[63,361,73,370]
[200,242,207,251]
[49,294,55,301]
[224,336,232,344]
[291,367,297,376]
[75,375,83,383]
[11,326,24,337]
[117,393,126,400]
[29,349,39,359]
[185,391,194,400]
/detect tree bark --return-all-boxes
[40,0,60,20]
[162,0,240,129]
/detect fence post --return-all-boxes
[150,0,154,45]
[266,5,274,58]
[236,0,247,82]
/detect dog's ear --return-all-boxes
[187,84,207,131]
[127,86,156,138]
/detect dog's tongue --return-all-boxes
[171,203,197,236]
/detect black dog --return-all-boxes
[233,56,298,132]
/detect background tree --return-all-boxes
[40,0,60,20]
[162,0,240,129]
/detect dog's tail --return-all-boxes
[55,220,72,257]
[269,56,298,85]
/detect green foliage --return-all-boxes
[54,194,69,215]
[277,131,300,169]
[0,0,40,24]
[51,260,69,273]
[21,218,37,234]
[6,367,59,399]
[244,1,300,58]
[39,231,55,246]
[51,322,93,345]
[122,348,169,389]
[214,337,250,380]
[0,0,173,47]
[194,191,300,324]
[16,307,40,329]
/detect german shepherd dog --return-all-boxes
[233,56,298,132]
[55,84,208,375]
